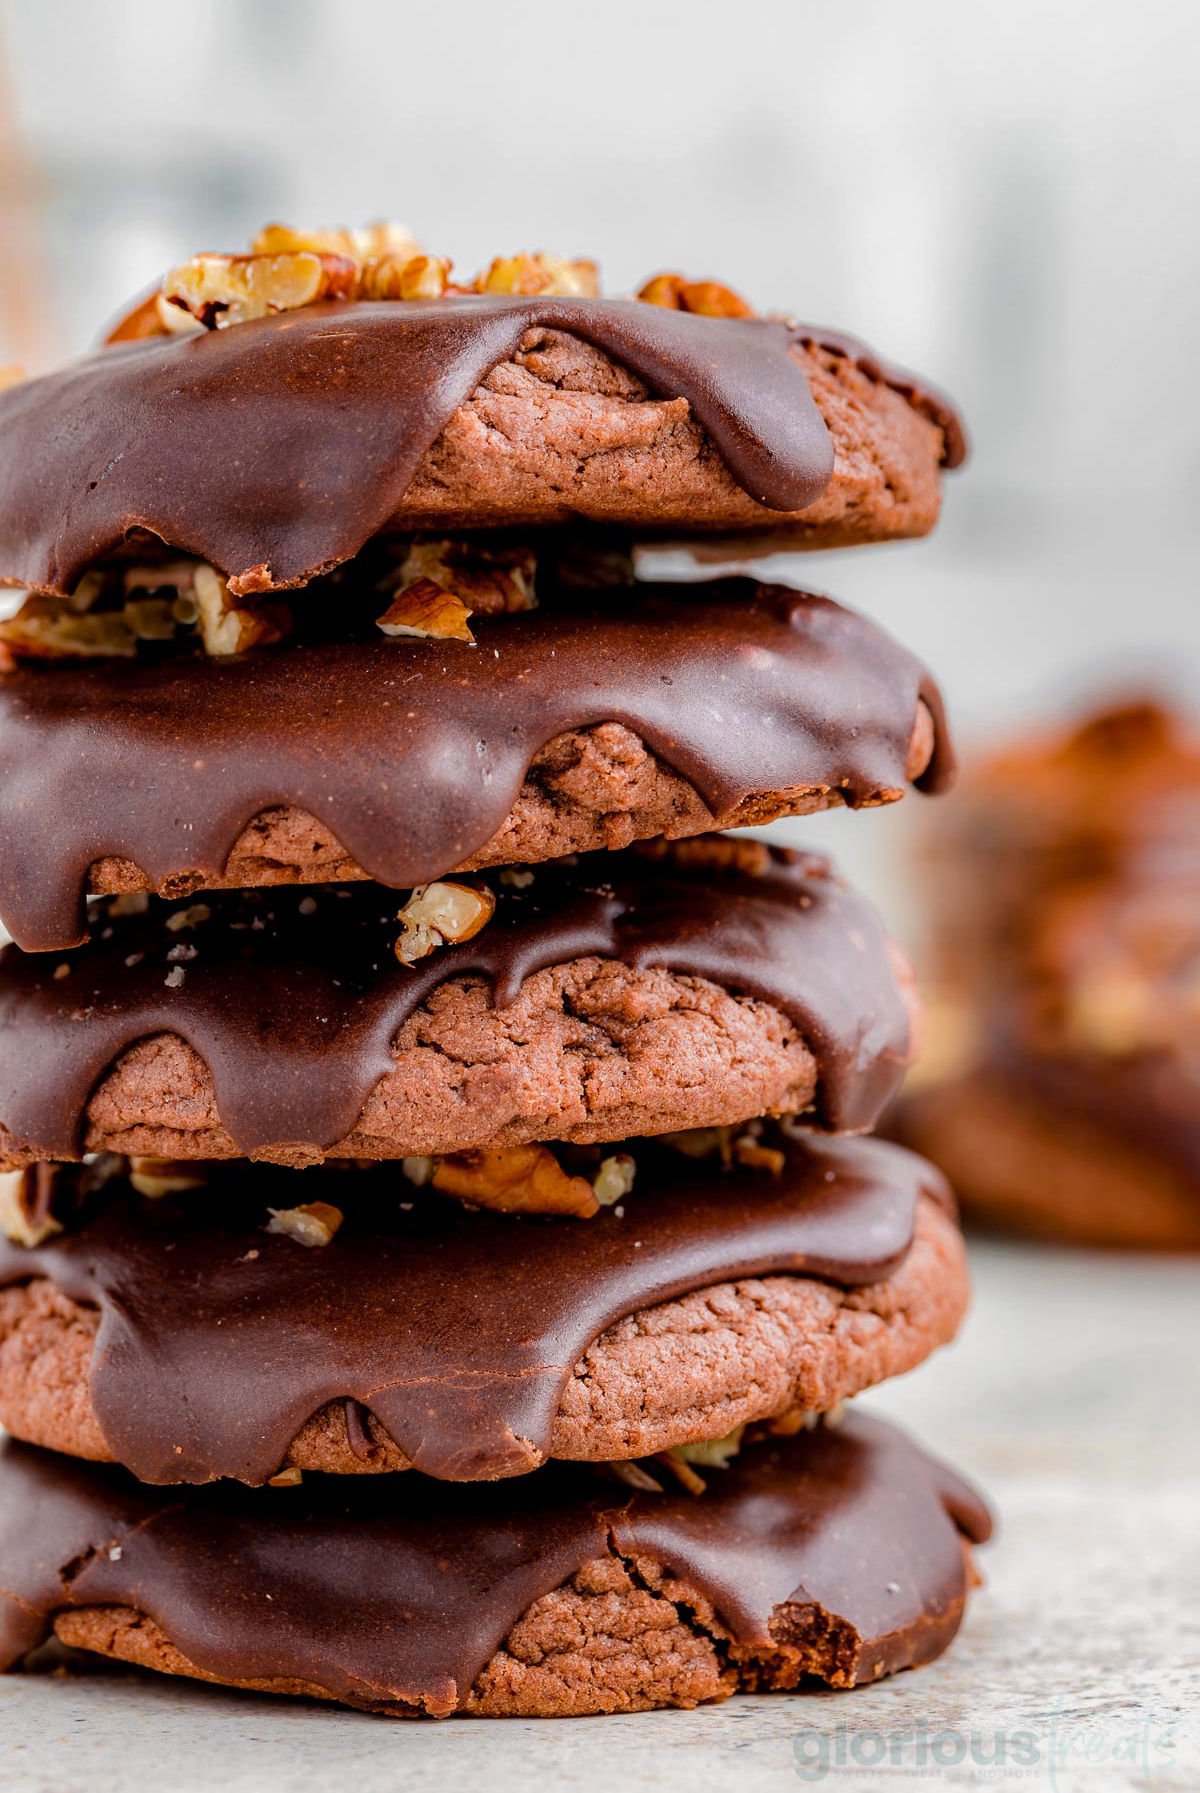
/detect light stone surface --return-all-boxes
[1,1235,1198,1792]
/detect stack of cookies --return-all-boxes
[0,228,989,1719]
[898,697,1200,1251]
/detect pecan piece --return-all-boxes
[432,1145,599,1218]
[476,253,599,297]
[161,251,357,330]
[376,578,475,644]
[395,880,495,964]
[637,272,754,318]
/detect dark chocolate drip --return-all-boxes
[0,299,964,597]
[0,1413,991,1714]
[0,581,954,952]
[0,848,912,1158]
[0,299,829,593]
[0,1136,944,1484]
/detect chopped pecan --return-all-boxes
[637,272,754,318]
[0,558,290,663]
[0,594,137,660]
[376,578,476,643]
[128,1157,209,1199]
[164,903,212,932]
[385,539,537,618]
[476,253,599,297]
[252,221,421,263]
[658,1125,735,1164]
[655,1451,707,1495]
[592,1154,636,1206]
[674,1425,746,1469]
[609,1460,664,1493]
[433,1145,600,1218]
[732,1136,786,1175]
[400,1154,437,1187]
[103,294,169,344]
[0,1167,63,1247]
[638,835,774,879]
[265,1202,345,1247]
[122,597,177,641]
[359,253,454,301]
[161,251,357,331]
[191,564,290,656]
[395,880,495,964]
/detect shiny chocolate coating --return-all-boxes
[0,1136,947,1484]
[0,1413,990,1715]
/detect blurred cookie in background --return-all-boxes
[894,698,1200,1249]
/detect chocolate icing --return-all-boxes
[0,848,912,1160]
[0,299,965,597]
[0,1135,945,1484]
[0,1413,990,1714]
[0,581,953,952]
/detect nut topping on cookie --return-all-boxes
[0,1166,63,1247]
[592,1153,637,1206]
[265,1201,345,1248]
[160,251,359,332]
[250,221,422,262]
[190,564,291,656]
[380,538,538,618]
[637,272,755,317]
[431,1145,600,1218]
[0,558,291,664]
[475,253,599,297]
[375,579,476,645]
[358,253,454,301]
[394,880,496,963]
[108,219,766,345]
[731,1137,787,1174]
[128,1158,209,1199]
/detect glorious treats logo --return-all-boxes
[791,1710,1180,1785]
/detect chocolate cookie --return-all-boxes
[0,303,964,602]
[0,847,915,1167]
[901,696,1199,1248]
[0,582,952,953]
[914,699,1200,1008]
[895,1050,1200,1251]
[0,1136,965,1483]
[0,1412,990,1716]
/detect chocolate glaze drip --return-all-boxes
[0,1413,991,1714]
[0,848,912,1159]
[0,1135,944,1484]
[0,299,964,597]
[0,581,953,952]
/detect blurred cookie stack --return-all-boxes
[0,227,988,1717]
[898,698,1200,1250]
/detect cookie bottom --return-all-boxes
[0,1414,989,1717]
